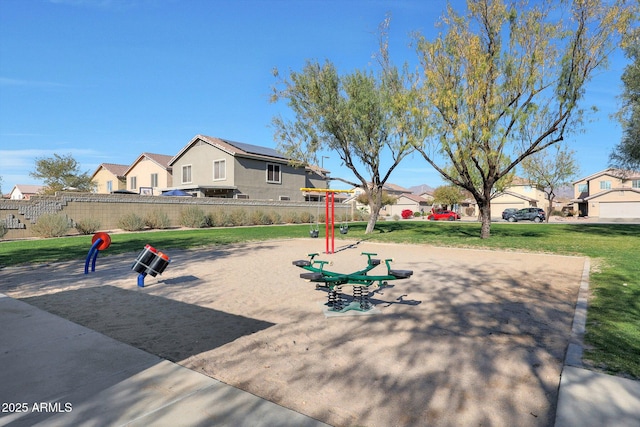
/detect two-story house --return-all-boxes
[572,168,640,218]
[167,135,326,200]
[124,153,173,195]
[90,163,128,194]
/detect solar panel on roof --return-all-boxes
[222,139,285,159]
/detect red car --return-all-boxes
[427,210,460,221]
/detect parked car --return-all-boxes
[505,207,545,223]
[501,208,518,220]
[427,210,461,221]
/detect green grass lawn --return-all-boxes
[1,221,638,378]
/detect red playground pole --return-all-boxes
[325,191,329,254]
[331,191,335,253]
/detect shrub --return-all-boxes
[401,209,413,219]
[282,211,300,224]
[267,211,281,225]
[180,206,209,228]
[299,211,313,224]
[228,209,248,226]
[393,214,400,221]
[208,210,228,227]
[31,213,72,238]
[117,213,146,231]
[414,211,422,218]
[250,210,272,225]
[75,218,101,235]
[0,222,7,239]
[145,210,171,229]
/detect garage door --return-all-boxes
[599,202,640,219]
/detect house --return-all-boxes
[9,184,44,200]
[344,183,418,216]
[572,168,640,218]
[490,177,547,217]
[90,163,128,194]
[167,135,326,200]
[386,193,432,217]
[124,153,173,195]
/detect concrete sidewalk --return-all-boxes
[0,294,330,427]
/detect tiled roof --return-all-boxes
[14,184,44,194]
[99,163,129,177]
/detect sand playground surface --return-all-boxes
[0,238,587,426]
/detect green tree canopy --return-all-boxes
[270,21,420,233]
[30,153,95,195]
[409,0,634,238]
[432,185,465,210]
[611,28,640,171]
[521,143,579,222]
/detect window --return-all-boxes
[150,173,158,187]
[236,194,249,199]
[182,165,192,183]
[130,176,137,190]
[633,180,640,189]
[279,195,290,201]
[578,183,588,193]
[213,159,226,180]
[266,163,281,183]
[106,180,113,193]
[600,180,611,190]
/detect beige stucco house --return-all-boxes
[490,177,547,217]
[124,153,173,195]
[90,163,128,194]
[167,135,326,200]
[386,193,432,217]
[9,184,44,200]
[572,168,640,219]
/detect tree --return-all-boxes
[270,20,419,233]
[610,28,640,171]
[356,191,397,209]
[432,185,464,210]
[521,143,579,222]
[410,0,634,238]
[30,153,95,195]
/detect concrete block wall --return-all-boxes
[0,192,352,240]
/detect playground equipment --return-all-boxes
[292,252,413,313]
[131,244,171,287]
[84,232,111,274]
[301,188,354,253]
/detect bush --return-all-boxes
[180,206,209,228]
[401,209,413,219]
[267,211,281,225]
[250,210,272,225]
[145,210,171,229]
[414,211,422,218]
[228,209,248,226]
[393,214,401,221]
[208,210,228,227]
[31,213,72,238]
[282,211,300,224]
[299,211,313,224]
[117,213,146,231]
[0,222,7,239]
[75,218,101,235]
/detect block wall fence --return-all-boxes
[0,192,353,240]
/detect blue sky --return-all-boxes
[0,0,629,193]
